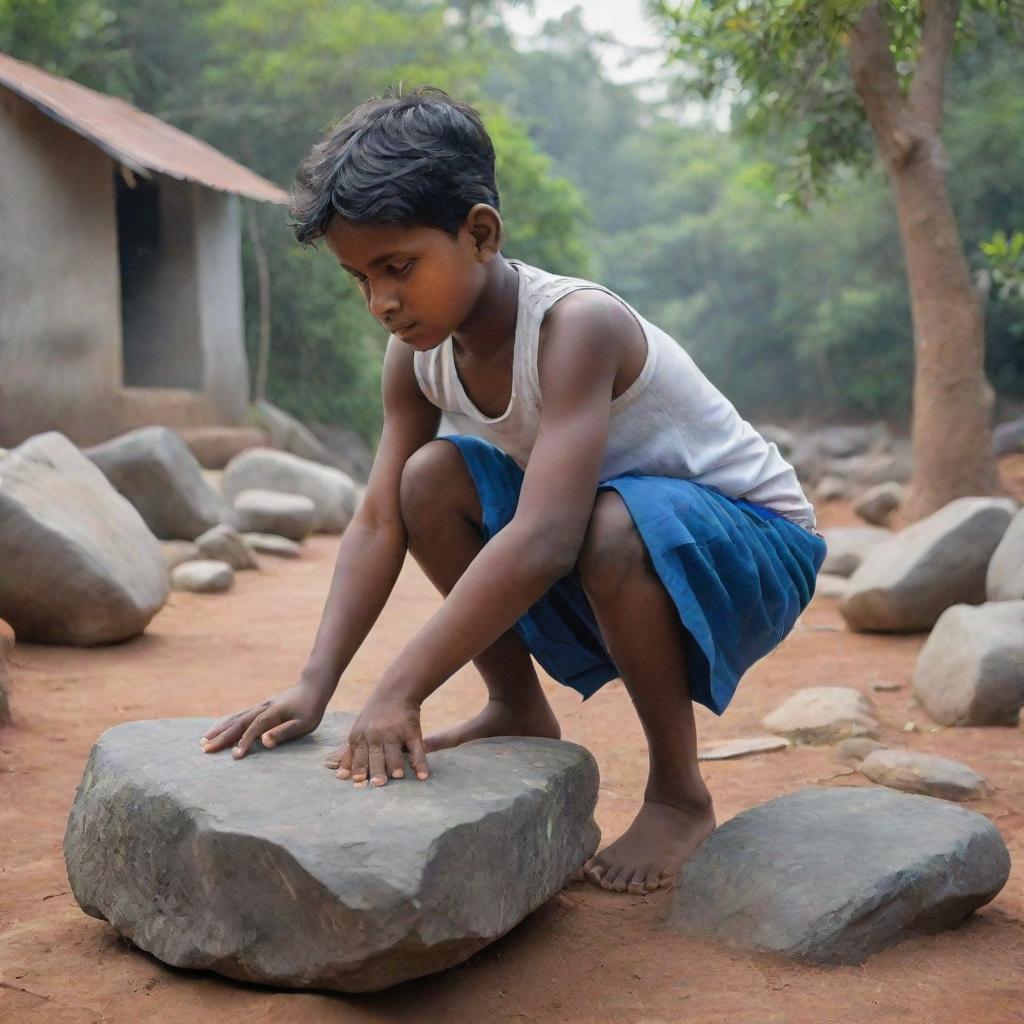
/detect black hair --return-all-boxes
[290,85,500,243]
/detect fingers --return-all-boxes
[199,708,263,753]
[350,739,369,784]
[407,736,430,781]
[233,709,281,759]
[331,745,354,778]
[260,718,305,748]
[368,745,387,787]
[384,742,405,780]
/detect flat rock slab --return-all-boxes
[840,497,1019,633]
[231,488,315,541]
[664,787,1010,964]
[762,687,879,744]
[170,560,234,593]
[914,601,1024,726]
[243,533,302,558]
[64,712,600,992]
[860,749,987,801]
[821,526,891,578]
[697,736,790,761]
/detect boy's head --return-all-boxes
[291,87,508,348]
[290,86,500,243]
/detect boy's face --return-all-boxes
[324,217,489,349]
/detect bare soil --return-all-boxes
[2,487,1023,1024]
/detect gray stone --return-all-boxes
[993,415,1024,456]
[840,497,1019,633]
[987,508,1024,601]
[860,749,987,801]
[86,426,227,541]
[814,475,849,502]
[308,421,375,483]
[755,423,795,456]
[160,540,200,571]
[834,737,890,765]
[195,524,258,571]
[913,602,1024,726]
[243,533,302,559]
[762,687,879,744]
[223,448,358,534]
[788,438,827,486]
[832,450,913,488]
[179,426,271,469]
[0,433,168,645]
[817,424,890,460]
[170,560,234,593]
[814,573,849,599]
[697,735,790,761]
[252,400,351,472]
[821,526,891,577]
[852,482,904,527]
[231,488,315,541]
[63,712,599,992]
[664,787,1010,964]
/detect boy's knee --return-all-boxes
[399,440,471,531]
[577,490,647,598]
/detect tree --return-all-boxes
[652,0,1023,520]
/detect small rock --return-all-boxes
[86,426,228,541]
[664,787,1010,964]
[860,749,986,801]
[817,424,889,460]
[870,680,903,693]
[834,737,889,765]
[697,736,790,761]
[814,573,848,599]
[243,533,302,559]
[762,687,879,744]
[814,475,849,502]
[821,526,891,578]
[0,433,169,645]
[179,426,272,469]
[64,712,600,992]
[160,541,200,571]
[986,508,1024,601]
[852,482,904,527]
[755,424,795,456]
[913,602,1024,726]
[196,524,258,571]
[231,489,315,541]
[170,560,234,593]
[840,497,1019,633]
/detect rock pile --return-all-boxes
[64,712,600,992]
[0,433,169,645]
[664,787,1010,964]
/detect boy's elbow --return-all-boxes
[520,527,583,584]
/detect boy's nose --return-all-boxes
[370,290,400,321]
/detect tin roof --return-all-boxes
[0,52,287,204]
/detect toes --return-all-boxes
[583,860,606,885]
[599,866,622,891]
[627,871,649,895]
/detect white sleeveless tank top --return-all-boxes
[412,260,816,531]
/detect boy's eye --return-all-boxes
[388,261,413,276]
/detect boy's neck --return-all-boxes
[451,255,519,359]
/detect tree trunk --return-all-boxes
[848,0,1000,522]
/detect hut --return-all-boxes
[0,52,287,448]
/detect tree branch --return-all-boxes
[909,0,959,130]
[847,1,915,171]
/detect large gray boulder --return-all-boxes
[64,712,599,992]
[252,400,349,471]
[86,427,227,541]
[0,433,169,645]
[223,448,358,533]
[664,787,1010,965]
[821,526,891,578]
[840,497,1019,633]
[914,602,1024,726]
[986,508,1024,601]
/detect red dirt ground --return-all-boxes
[2,484,1023,1024]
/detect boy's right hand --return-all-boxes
[199,683,327,759]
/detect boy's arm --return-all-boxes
[338,293,630,784]
[203,337,439,757]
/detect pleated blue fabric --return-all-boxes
[440,434,827,715]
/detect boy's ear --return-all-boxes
[463,204,503,261]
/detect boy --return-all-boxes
[201,87,825,895]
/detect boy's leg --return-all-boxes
[399,440,560,749]
[575,490,716,895]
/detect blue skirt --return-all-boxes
[440,434,827,716]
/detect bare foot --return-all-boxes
[581,796,716,894]
[425,696,560,752]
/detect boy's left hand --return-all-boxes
[324,693,430,786]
